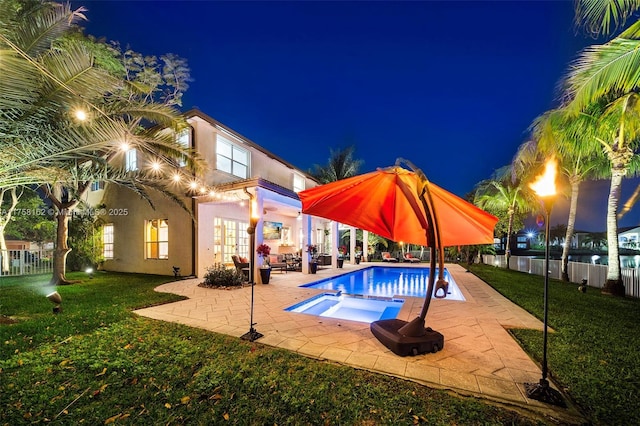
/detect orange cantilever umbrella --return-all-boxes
[299,159,498,353]
[299,162,497,248]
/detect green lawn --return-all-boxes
[469,263,640,426]
[0,272,543,425]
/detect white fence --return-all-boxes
[0,249,54,277]
[482,254,639,298]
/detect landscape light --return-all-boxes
[85,267,94,279]
[46,291,62,314]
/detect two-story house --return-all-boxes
[85,109,322,279]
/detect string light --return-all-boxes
[74,109,87,121]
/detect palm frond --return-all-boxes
[574,0,640,37]
[564,37,640,111]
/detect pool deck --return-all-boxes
[135,262,585,424]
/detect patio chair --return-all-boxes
[403,253,421,263]
[268,254,288,273]
[381,252,398,262]
[231,255,250,279]
[284,253,301,271]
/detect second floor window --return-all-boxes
[217,136,248,178]
[293,174,305,193]
[176,128,190,167]
[125,148,137,172]
[91,181,105,191]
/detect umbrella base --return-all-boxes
[370,318,444,356]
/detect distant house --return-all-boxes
[618,226,640,249]
[83,109,325,278]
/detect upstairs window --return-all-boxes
[293,173,305,193]
[217,136,248,178]
[176,128,190,167]
[145,219,168,259]
[91,181,105,191]
[125,149,137,172]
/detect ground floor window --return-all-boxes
[146,219,168,259]
[103,224,114,259]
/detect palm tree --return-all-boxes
[562,1,640,295]
[310,145,363,183]
[0,0,203,284]
[527,108,610,280]
[474,168,535,270]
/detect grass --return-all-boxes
[469,263,640,426]
[0,272,544,425]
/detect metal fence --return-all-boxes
[0,249,54,277]
[482,254,640,298]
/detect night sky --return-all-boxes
[71,0,640,231]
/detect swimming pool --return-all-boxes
[285,266,465,323]
[300,266,464,301]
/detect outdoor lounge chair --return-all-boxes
[381,252,398,262]
[231,255,250,280]
[268,255,288,273]
[403,253,421,263]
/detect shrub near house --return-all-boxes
[200,264,244,288]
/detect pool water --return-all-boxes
[286,266,465,323]
[300,266,465,301]
[285,293,403,323]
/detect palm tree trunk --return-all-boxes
[0,225,9,274]
[561,178,580,281]
[0,188,20,273]
[505,212,514,270]
[50,209,73,286]
[603,170,625,296]
[46,182,88,286]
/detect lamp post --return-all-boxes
[241,196,263,342]
[525,158,565,407]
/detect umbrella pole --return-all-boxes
[397,184,439,336]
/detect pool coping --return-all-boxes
[134,262,585,424]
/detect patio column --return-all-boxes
[302,213,312,274]
[349,226,356,264]
[331,220,339,266]
[254,188,265,283]
[363,230,369,262]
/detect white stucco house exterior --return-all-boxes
[84,109,348,282]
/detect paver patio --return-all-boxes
[135,262,585,423]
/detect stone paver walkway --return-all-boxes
[135,263,584,424]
